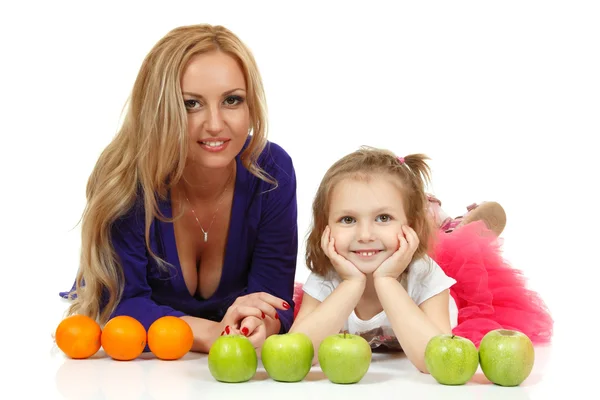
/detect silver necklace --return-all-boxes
[183,171,234,243]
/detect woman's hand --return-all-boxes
[373,225,419,280]
[219,291,289,338]
[322,226,366,282]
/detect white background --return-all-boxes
[0,0,598,397]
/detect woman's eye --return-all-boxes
[224,95,244,106]
[184,99,200,110]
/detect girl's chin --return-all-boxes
[354,263,380,275]
[347,252,390,275]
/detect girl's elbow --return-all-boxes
[288,322,302,334]
[411,357,429,374]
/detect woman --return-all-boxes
[60,24,298,353]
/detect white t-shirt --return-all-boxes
[302,256,458,350]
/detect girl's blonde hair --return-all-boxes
[67,24,272,325]
[305,146,436,277]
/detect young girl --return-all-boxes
[289,147,553,373]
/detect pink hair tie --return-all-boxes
[397,156,405,164]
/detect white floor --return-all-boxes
[11,296,586,400]
[49,347,553,400]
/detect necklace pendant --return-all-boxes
[203,232,208,242]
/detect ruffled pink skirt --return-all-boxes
[429,220,554,346]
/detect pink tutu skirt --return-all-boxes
[430,220,554,346]
[292,283,304,320]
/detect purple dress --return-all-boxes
[60,139,298,336]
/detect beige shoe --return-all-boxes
[457,201,507,236]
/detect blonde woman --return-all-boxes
[60,24,297,353]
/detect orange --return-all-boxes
[55,314,102,359]
[101,315,147,361]
[148,316,194,360]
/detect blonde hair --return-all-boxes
[305,146,436,277]
[67,24,272,324]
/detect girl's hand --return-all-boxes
[373,225,419,280]
[322,226,366,282]
[238,316,267,350]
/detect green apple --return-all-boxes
[318,332,372,384]
[424,334,479,385]
[478,329,535,387]
[208,335,257,383]
[261,332,314,382]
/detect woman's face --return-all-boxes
[181,51,250,169]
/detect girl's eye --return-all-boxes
[376,214,392,223]
[340,216,355,224]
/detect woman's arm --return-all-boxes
[244,144,299,333]
[374,277,452,373]
[179,316,222,353]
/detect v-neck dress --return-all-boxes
[60,139,298,334]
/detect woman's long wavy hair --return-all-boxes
[66,24,271,325]
[305,147,437,280]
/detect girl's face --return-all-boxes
[327,174,409,274]
[181,51,250,169]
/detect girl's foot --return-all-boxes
[453,202,507,236]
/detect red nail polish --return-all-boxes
[283,302,290,309]
[261,312,265,319]
[242,327,249,336]
[275,313,279,320]
[225,326,230,334]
